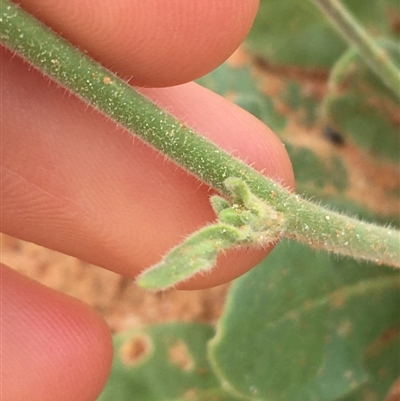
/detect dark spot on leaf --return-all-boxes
[331,290,345,308]
[119,334,152,365]
[168,340,193,371]
[387,10,400,35]
[183,389,198,400]
[365,326,400,358]
[384,378,400,401]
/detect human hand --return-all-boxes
[1,1,294,400]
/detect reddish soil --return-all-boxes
[1,233,229,333]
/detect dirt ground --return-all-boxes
[1,233,229,333]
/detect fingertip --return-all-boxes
[2,265,113,401]
[16,0,259,86]
[2,49,293,290]
[138,83,294,289]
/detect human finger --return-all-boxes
[1,48,294,289]
[1,264,113,401]
[14,0,259,86]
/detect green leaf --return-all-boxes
[285,144,349,193]
[97,323,241,401]
[196,62,287,133]
[137,223,246,290]
[197,61,349,194]
[209,241,400,401]
[246,0,399,69]
[339,328,400,401]
[321,39,400,162]
[198,63,343,195]
[198,60,400,225]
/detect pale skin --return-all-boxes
[1,1,295,400]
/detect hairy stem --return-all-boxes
[1,0,399,268]
[311,0,400,100]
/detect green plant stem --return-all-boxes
[1,0,399,268]
[311,0,400,100]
